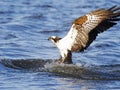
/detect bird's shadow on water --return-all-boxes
[0,59,120,80]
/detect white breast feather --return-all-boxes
[56,24,78,57]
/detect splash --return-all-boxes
[0,59,120,80]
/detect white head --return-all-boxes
[48,36,61,44]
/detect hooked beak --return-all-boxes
[48,37,52,41]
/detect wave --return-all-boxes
[0,59,120,80]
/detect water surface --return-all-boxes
[0,0,120,90]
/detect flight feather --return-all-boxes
[48,6,120,64]
[66,6,120,52]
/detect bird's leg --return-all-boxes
[61,57,72,64]
[57,56,62,64]
[58,50,73,64]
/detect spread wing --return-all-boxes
[66,6,120,52]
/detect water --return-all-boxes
[0,0,120,90]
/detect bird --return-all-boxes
[48,6,120,64]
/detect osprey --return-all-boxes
[48,6,120,64]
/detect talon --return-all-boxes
[56,58,62,64]
[57,59,72,64]
[57,60,61,64]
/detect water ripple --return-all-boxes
[0,0,120,90]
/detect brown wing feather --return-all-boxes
[71,6,120,52]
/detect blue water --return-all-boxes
[0,0,120,90]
